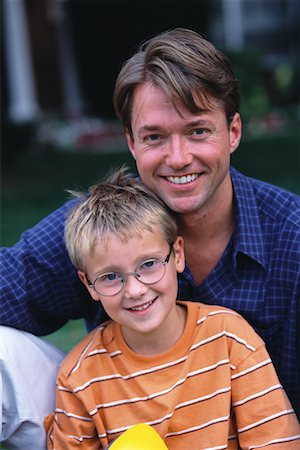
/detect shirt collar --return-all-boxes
[230,167,267,270]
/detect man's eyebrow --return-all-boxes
[183,119,214,128]
[137,119,214,138]
[137,125,160,139]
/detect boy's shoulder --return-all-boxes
[196,302,246,329]
[183,301,264,347]
[58,320,113,377]
[184,300,243,322]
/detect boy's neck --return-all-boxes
[121,303,187,356]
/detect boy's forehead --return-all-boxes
[103,226,166,249]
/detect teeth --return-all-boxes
[131,300,153,311]
[167,174,198,184]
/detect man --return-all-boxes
[1,27,299,432]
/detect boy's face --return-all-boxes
[78,228,185,349]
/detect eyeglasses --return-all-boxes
[85,245,173,296]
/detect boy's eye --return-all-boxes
[100,273,118,282]
[139,259,159,272]
[142,260,155,268]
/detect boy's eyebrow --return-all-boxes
[92,250,168,277]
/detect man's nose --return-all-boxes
[165,136,193,169]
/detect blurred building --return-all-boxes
[2,0,81,122]
[2,0,299,123]
[212,0,300,63]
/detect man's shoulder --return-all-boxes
[15,198,81,243]
[231,167,300,228]
[33,198,81,226]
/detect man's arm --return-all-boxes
[0,200,98,336]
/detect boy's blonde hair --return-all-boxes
[64,165,178,271]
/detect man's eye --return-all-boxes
[144,134,160,143]
[194,128,206,136]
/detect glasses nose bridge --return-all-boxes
[122,270,142,285]
[122,269,147,298]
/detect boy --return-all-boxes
[46,166,300,449]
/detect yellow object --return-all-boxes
[108,423,168,449]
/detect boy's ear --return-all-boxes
[173,236,185,273]
[77,270,101,302]
[77,270,88,288]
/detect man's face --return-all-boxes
[126,83,242,217]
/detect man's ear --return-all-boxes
[229,112,242,155]
[125,129,136,160]
[77,271,100,302]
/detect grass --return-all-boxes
[2,132,300,352]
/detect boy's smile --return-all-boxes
[79,228,186,355]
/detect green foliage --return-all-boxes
[228,48,300,124]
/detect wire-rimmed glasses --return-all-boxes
[85,245,173,296]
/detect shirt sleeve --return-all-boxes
[0,200,99,335]
[46,369,104,450]
[229,320,300,448]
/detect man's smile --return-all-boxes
[166,174,199,185]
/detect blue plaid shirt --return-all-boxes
[1,167,299,415]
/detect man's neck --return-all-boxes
[178,181,235,285]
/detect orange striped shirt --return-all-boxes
[46,301,300,449]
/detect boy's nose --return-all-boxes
[123,273,147,299]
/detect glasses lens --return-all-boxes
[92,257,168,296]
[94,273,123,296]
[137,259,165,284]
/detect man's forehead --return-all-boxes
[131,82,223,124]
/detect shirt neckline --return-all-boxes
[112,301,199,367]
